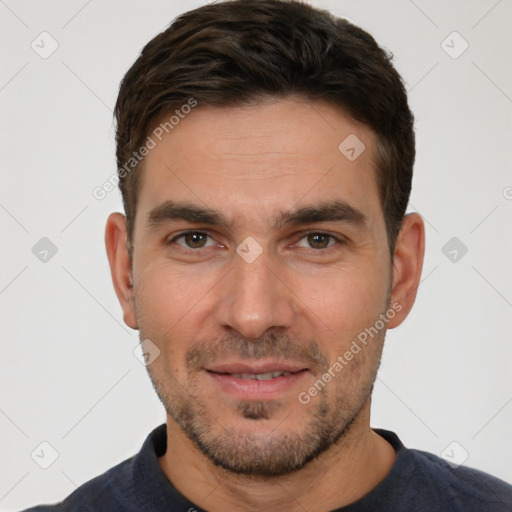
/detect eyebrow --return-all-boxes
[146,199,367,230]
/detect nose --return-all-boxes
[214,245,296,340]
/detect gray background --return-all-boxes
[1,0,511,509]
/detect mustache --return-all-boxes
[185,331,329,374]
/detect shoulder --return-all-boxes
[20,455,137,512]
[409,447,512,510]
[19,424,168,512]
[375,429,512,512]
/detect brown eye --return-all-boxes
[185,232,207,248]
[306,233,334,249]
[173,231,215,249]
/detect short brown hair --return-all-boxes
[114,0,415,253]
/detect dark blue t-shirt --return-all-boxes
[21,424,512,511]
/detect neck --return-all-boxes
[159,401,396,512]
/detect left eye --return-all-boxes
[173,231,216,249]
[296,233,338,250]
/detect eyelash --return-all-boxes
[167,230,345,251]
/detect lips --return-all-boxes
[206,362,307,375]
[228,371,293,380]
[205,361,309,400]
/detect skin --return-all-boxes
[105,97,425,511]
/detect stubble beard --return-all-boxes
[144,331,383,477]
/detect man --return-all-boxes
[23,0,512,510]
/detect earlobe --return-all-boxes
[105,212,139,330]
[387,213,425,329]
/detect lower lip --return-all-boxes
[206,369,309,400]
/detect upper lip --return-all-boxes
[205,361,308,375]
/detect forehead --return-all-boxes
[136,97,382,230]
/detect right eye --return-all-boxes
[169,231,217,250]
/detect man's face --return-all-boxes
[128,97,395,475]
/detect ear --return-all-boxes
[105,212,138,330]
[387,213,425,329]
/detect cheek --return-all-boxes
[135,264,195,338]
[296,267,388,325]
[135,260,222,350]
[289,266,390,371]
[134,269,199,383]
